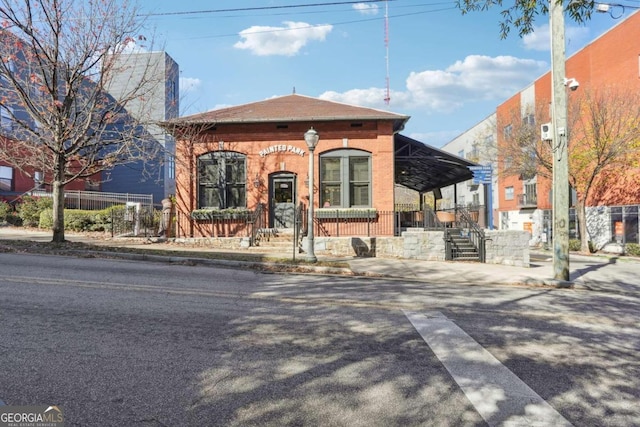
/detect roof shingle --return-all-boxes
[172,94,409,129]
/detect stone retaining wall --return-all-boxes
[484,230,530,267]
[308,229,529,266]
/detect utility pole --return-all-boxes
[550,0,570,281]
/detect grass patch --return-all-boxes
[0,239,350,269]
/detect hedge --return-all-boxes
[626,243,640,257]
[17,196,53,227]
[39,205,123,232]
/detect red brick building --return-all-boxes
[167,94,474,238]
[495,11,640,246]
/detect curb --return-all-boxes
[69,249,354,276]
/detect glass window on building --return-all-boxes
[611,206,639,244]
[197,151,246,209]
[505,186,514,200]
[524,183,537,205]
[320,150,371,208]
[1,106,13,131]
[503,124,512,139]
[168,155,175,180]
[624,205,639,244]
[0,165,13,191]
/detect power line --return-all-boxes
[170,6,457,40]
[143,1,395,17]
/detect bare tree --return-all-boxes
[0,0,163,242]
[499,88,640,252]
[568,87,640,252]
[497,102,553,182]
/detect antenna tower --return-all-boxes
[384,0,390,105]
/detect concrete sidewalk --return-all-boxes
[1,226,639,293]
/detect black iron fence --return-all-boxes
[110,205,160,237]
[142,205,487,258]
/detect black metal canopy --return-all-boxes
[394,134,477,193]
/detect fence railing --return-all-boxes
[30,189,154,211]
[448,205,488,262]
[167,205,487,243]
[249,203,267,246]
[110,206,159,238]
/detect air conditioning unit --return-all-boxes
[541,123,553,141]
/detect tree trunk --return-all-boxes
[577,198,590,253]
[51,154,66,243]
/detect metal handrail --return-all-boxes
[249,203,265,246]
[293,202,305,259]
[455,205,487,262]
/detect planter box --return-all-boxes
[316,208,377,219]
[436,211,456,223]
[191,209,252,221]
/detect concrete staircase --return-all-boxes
[250,228,298,254]
[447,228,481,262]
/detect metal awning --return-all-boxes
[394,134,477,193]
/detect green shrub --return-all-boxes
[16,196,53,227]
[569,239,595,253]
[626,243,640,257]
[0,200,11,222]
[39,206,116,232]
[5,212,22,226]
[569,239,581,251]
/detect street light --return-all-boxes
[304,127,319,263]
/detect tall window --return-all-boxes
[320,149,371,207]
[1,106,13,131]
[197,151,246,209]
[168,155,175,180]
[505,186,514,201]
[503,124,512,140]
[522,114,535,126]
[0,165,13,191]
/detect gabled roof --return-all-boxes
[169,94,410,132]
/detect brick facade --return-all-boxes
[174,119,398,237]
[496,11,640,232]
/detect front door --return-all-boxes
[270,173,296,229]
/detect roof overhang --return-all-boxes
[394,134,477,193]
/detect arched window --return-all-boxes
[197,151,246,209]
[320,149,371,208]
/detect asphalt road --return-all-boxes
[1,252,639,426]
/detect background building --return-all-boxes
[103,51,179,204]
[440,113,498,229]
[445,10,640,250]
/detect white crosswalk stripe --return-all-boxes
[405,310,573,427]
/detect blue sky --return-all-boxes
[138,0,626,147]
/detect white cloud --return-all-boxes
[179,77,201,93]
[118,38,148,54]
[408,131,462,148]
[320,55,548,114]
[523,24,591,52]
[320,88,409,109]
[234,21,332,56]
[353,3,379,15]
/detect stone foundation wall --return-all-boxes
[310,229,529,266]
[484,230,530,267]
[173,236,249,249]
[170,230,530,266]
